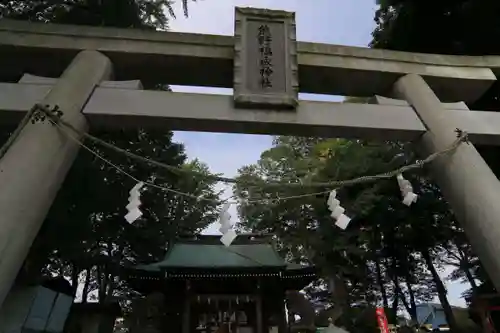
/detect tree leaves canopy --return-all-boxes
[1,0,194,29]
[1,0,218,306]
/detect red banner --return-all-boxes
[375,308,389,333]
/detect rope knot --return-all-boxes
[31,104,64,125]
[455,128,469,144]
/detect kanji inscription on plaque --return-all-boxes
[233,7,298,110]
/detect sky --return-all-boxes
[167,0,468,307]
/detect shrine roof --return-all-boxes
[135,234,310,271]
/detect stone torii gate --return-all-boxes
[0,7,500,311]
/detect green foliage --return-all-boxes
[0,0,196,29]
[371,0,500,118]
[1,0,216,304]
[235,134,471,328]
[372,0,500,57]
[22,128,221,301]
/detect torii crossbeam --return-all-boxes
[0,7,500,315]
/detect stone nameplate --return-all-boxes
[233,7,298,110]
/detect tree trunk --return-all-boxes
[375,256,389,308]
[390,289,399,324]
[453,241,479,293]
[81,267,91,303]
[70,262,79,298]
[372,227,389,309]
[391,274,414,321]
[422,248,460,332]
[389,258,415,322]
[107,275,115,299]
[463,261,479,292]
[397,290,414,322]
[97,265,109,303]
[104,241,116,302]
[404,274,417,321]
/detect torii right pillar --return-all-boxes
[393,74,500,289]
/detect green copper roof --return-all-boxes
[165,243,284,268]
[136,234,290,271]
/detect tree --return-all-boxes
[22,128,221,302]
[372,0,500,57]
[437,229,480,295]
[234,135,452,328]
[1,0,195,30]
[0,0,219,305]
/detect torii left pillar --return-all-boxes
[0,50,112,307]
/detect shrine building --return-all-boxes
[125,234,317,333]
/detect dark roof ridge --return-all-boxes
[175,233,274,245]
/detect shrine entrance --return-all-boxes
[190,294,256,333]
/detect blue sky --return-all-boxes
[168,0,468,307]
